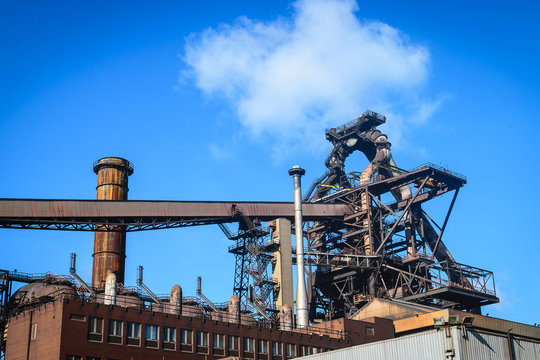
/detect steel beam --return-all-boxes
[0,199,350,232]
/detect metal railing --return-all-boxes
[409,163,467,181]
[5,289,346,339]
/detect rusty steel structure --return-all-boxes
[300,110,498,319]
[0,110,498,332]
[92,157,133,289]
[0,199,348,233]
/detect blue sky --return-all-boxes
[1,0,539,324]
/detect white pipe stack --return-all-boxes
[289,165,309,328]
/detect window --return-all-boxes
[145,325,159,340]
[109,320,122,336]
[196,331,209,354]
[127,322,141,346]
[30,323,37,340]
[286,343,296,358]
[88,317,103,342]
[108,319,122,344]
[87,357,101,360]
[162,327,176,350]
[196,331,208,347]
[69,313,85,322]
[163,327,175,343]
[244,337,255,353]
[300,345,309,356]
[228,335,239,351]
[258,339,268,354]
[145,325,159,348]
[312,346,321,354]
[365,326,374,335]
[66,356,82,360]
[181,329,193,345]
[127,322,141,338]
[213,333,225,349]
[180,329,193,352]
[272,341,282,356]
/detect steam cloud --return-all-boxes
[183,0,435,154]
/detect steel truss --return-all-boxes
[222,221,275,319]
[304,163,498,320]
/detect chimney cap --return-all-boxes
[93,157,134,175]
[288,165,305,176]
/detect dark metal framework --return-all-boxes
[303,163,498,320]
[0,112,498,324]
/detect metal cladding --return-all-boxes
[92,157,133,289]
[289,165,309,328]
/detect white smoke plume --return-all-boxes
[183,0,435,155]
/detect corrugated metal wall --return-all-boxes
[299,327,540,360]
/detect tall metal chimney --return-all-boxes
[92,157,133,289]
[288,165,309,328]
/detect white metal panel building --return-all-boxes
[299,326,540,360]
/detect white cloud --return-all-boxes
[183,0,437,154]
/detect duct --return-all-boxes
[69,253,95,296]
[136,265,161,304]
[170,285,182,316]
[289,166,309,328]
[104,271,117,305]
[360,137,412,255]
[196,276,219,313]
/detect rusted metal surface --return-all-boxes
[92,157,133,289]
[0,199,350,231]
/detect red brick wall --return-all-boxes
[6,302,63,360]
[6,298,394,360]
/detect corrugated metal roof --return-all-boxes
[299,327,540,360]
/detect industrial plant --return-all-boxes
[0,110,538,359]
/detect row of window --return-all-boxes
[66,357,118,360]
[84,316,323,356]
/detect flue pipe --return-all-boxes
[288,165,309,328]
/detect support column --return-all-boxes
[271,218,294,310]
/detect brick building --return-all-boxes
[4,292,394,360]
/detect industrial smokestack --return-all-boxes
[91,157,133,289]
[288,165,309,328]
